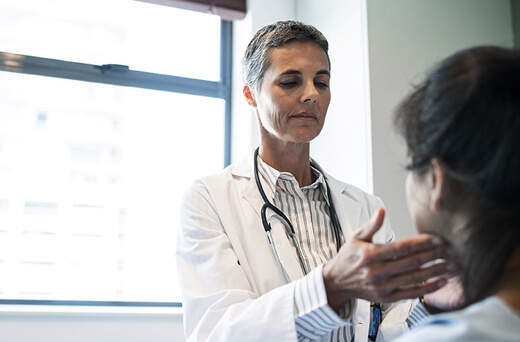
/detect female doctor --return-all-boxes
[176,20,455,342]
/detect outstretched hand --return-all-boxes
[323,208,456,312]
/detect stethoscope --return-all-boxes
[253,147,342,283]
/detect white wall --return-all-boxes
[297,0,373,193]
[367,0,514,238]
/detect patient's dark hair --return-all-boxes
[394,46,520,305]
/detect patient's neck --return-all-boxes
[496,247,520,314]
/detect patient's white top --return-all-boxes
[395,296,520,342]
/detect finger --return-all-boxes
[371,233,445,261]
[362,255,455,286]
[354,208,386,242]
[378,278,448,303]
[383,246,456,275]
[381,261,456,290]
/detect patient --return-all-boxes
[393,46,520,341]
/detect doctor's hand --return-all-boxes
[422,274,464,313]
[322,208,455,313]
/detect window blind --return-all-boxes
[136,0,246,20]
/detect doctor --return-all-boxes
[176,20,454,341]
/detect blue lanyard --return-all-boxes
[369,302,382,341]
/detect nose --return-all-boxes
[301,81,319,103]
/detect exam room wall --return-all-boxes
[513,0,520,48]
[295,0,514,240]
[366,0,514,238]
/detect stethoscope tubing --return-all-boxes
[253,147,378,339]
[253,147,341,282]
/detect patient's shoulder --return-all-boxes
[396,297,520,342]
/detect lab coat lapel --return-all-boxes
[323,173,372,341]
[233,151,268,219]
[232,152,305,282]
[324,173,362,240]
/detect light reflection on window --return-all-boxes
[0,0,222,80]
[0,70,225,303]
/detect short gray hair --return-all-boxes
[242,20,330,90]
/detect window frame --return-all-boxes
[0,19,232,308]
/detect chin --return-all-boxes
[411,216,435,235]
[291,131,322,143]
[290,137,317,145]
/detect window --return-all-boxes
[0,0,232,306]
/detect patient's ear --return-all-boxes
[430,158,446,211]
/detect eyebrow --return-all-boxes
[280,69,330,77]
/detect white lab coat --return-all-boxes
[177,151,413,341]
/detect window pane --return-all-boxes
[0,0,221,81]
[0,71,225,302]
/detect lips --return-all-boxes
[291,112,317,120]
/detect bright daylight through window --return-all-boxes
[0,0,231,305]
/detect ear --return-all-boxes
[243,85,257,108]
[429,158,446,211]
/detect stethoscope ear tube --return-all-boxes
[266,230,290,284]
[254,147,341,282]
[260,205,271,233]
[262,203,311,277]
[289,233,310,275]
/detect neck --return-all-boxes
[258,142,314,187]
[496,247,520,314]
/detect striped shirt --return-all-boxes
[406,299,431,327]
[257,156,355,342]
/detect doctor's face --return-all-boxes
[247,41,331,146]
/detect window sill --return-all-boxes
[0,304,183,317]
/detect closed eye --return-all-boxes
[315,82,329,88]
[280,81,299,87]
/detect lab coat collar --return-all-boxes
[324,172,362,240]
[232,151,307,281]
[232,150,362,243]
[231,150,265,219]
[308,158,363,240]
[257,155,330,206]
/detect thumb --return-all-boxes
[354,208,386,242]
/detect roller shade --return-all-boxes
[136,0,246,20]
